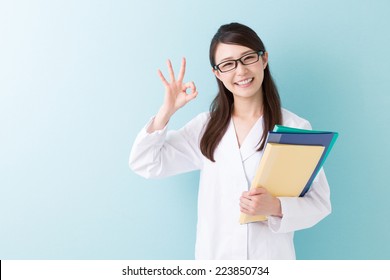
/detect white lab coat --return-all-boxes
[129,108,331,260]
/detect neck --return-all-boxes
[232,90,264,119]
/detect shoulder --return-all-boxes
[281,108,312,130]
[192,111,210,123]
[183,112,210,129]
[178,112,210,139]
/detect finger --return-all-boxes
[240,201,251,211]
[240,206,250,214]
[185,91,198,102]
[167,59,175,82]
[157,69,169,86]
[189,81,196,93]
[177,57,186,82]
[182,81,196,93]
[241,190,251,198]
[240,203,255,215]
[240,196,253,207]
[249,187,267,196]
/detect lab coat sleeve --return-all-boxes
[129,113,206,178]
[267,168,331,233]
[267,116,332,233]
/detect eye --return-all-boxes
[243,54,257,63]
[219,61,235,70]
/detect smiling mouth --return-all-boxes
[235,78,253,86]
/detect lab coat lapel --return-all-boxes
[215,118,246,174]
[239,116,263,162]
[213,117,263,177]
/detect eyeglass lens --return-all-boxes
[218,52,260,72]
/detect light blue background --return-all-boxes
[1,0,389,259]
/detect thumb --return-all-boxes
[249,187,267,196]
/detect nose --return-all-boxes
[235,60,248,75]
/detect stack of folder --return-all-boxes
[239,125,338,224]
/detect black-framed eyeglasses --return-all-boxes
[213,51,265,73]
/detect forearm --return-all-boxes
[147,106,174,133]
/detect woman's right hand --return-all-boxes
[158,57,198,117]
[147,58,198,132]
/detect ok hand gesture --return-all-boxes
[157,57,198,117]
[147,58,198,133]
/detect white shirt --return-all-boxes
[129,108,331,260]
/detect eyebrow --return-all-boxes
[218,50,255,63]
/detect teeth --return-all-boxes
[237,78,253,85]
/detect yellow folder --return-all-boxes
[240,143,325,224]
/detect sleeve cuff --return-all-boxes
[267,196,290,233]
[139,116,169,137]
[267,215,282,232]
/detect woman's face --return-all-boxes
[213,43,268,100]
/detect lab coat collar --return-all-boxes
[231,116,263,162]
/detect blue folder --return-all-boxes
[266,125,339,196]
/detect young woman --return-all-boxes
[129,22,331,260]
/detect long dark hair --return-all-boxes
[200,22,282,162]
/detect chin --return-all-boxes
[233,92,260,99]
[233,87,262,97]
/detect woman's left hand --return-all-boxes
[240,187,283,218]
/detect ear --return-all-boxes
[262,51,269,69]
[212,67,222,80]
